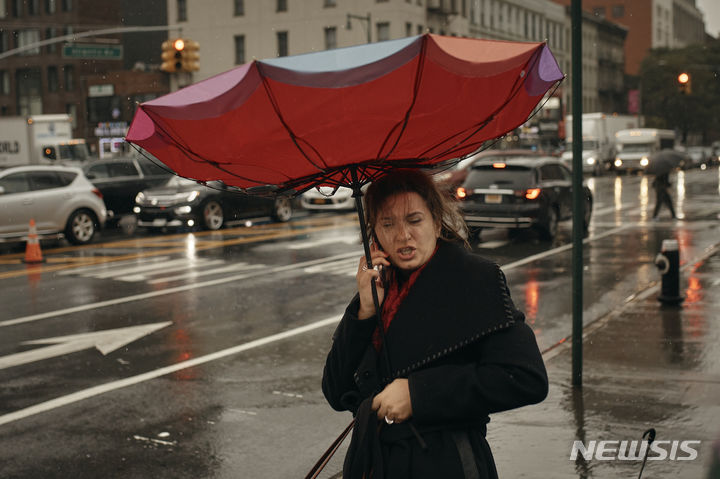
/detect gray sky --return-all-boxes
[697,0,720,38]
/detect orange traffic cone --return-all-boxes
[24,219,44,264]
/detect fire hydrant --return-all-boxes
[654,239,684,305]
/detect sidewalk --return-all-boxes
[488,244,720,478]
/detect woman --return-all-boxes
[322,169,548,478]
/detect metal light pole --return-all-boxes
[346,12,372,43]
[571,0,584,387]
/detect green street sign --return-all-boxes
[62,44,123,60]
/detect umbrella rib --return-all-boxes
[138,107,291,187]
[256,63,329,173]
[375,34,429,163]
[420,45,560,163]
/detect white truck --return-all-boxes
[613,128,676,173]
[561,113,639,175]
[0,114,89,168]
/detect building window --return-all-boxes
[18,30,41,55]
[61,0,71,12]
[12,0,21,17]
[323,0,336,7]
[47,66,58,92]
[234,0,244,16]
[417,24,424,35]
[63,64,74,90]
[277,0,287,12]
[612,5,624,18]
[177,0,187,21]
[28,0,39,15]
[45,0,56,14]
[277,31,288,57]
[324,27,336,50]
[593,7,605,17]
[45,27,57,53]
[0,71,9,95]
[376,0,389,2]
[0,31,8,53]
[405,22,412,37]
[376,22,390,41]
[234,35,245,64]
[66,104,77,128]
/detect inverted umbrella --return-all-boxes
[127,33,563,370]
[646,149,684,175]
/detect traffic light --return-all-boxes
[677,72,691,94]
[181,40,200,72]
[160,39,199,73]
[161,39,183,72]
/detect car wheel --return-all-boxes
[202,200,224,230]
[65,209,98,245]
[272,197,292,222]
[539,207,558,241]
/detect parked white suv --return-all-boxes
[0,165,107,244]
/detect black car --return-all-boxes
[84,156,174,223]
[133,176,293,230]
[456,156,592,240]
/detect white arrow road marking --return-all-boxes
[0,321,172,370]
[0,316,340,427]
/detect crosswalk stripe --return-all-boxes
[119,259,226,282]
[147,262,266,284]
[55,256,172,276]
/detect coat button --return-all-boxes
[363,371,371,378]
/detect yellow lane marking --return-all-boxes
[0,259,23,265]
[0,222,359,280]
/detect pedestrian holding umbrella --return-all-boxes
[126,33,563,477]
[646,149,681,219]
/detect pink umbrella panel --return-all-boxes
[126,33,564,194]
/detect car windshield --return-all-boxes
[165,176,197,187]
[466,165,535,189]
[619,142,654,153]
[58,144,89,162]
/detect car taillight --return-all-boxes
[456,187,467,199]
[92,188,103,199]
[525,188,541,200]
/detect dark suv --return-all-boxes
[83,156,174,223]
[456,156,592,240]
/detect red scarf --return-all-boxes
[372,245,438,351]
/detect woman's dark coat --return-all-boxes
[322,240,548,479]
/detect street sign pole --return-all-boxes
[571,0,584,387]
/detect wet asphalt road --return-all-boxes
[0,167,718,478]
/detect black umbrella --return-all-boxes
[646,149,684,175]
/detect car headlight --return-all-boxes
[586,157,596,165]
[614,158,622,167]
[640,157,649,166]
[186,190,200,202]
[135,192,145,204]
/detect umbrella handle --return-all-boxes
[351,172,393,376]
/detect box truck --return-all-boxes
[561,113,639,175]
[613,128,676,172]
[0,114,89,168]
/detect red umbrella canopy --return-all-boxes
[127,34,563,193]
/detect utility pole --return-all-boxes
[571,0,584,388]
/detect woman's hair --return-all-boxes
[364,169,469,248]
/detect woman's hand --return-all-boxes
[372,378,412,424]
[356,243,390,320]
